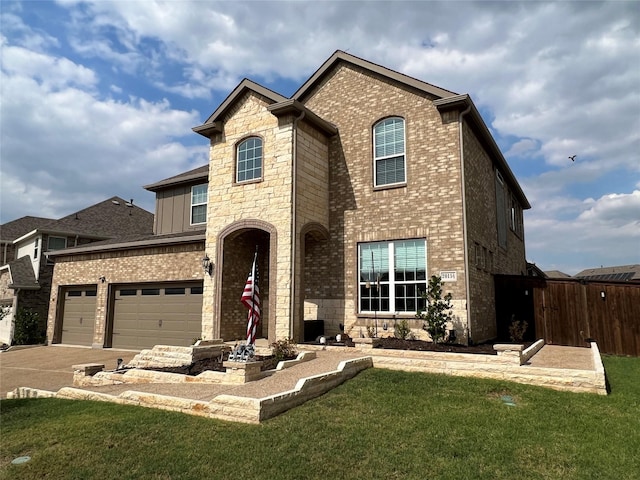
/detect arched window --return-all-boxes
[373,117,406,187]
[237,137,263,183]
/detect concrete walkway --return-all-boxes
[1,342,605,423]
[0,345,137,398]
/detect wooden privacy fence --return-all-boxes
[495,276,640,357]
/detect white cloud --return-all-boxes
[0,40,206,222]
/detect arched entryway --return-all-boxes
[216,221,276,343]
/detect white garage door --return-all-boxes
[111,282,203,350]
[61,287,97,345]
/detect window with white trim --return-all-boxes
[191,184,207,225]
[358,239,426,313]
[237,137,263,183]
[33,237,39,259]
[373,117,406,187]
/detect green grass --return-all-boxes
[1,355,639,480]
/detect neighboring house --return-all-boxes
[192,50,529,345]
[45,166,209,349]
[0,198,153,345]
[44,50,530,350]
[544,270,572,279]
[574,265,640,282]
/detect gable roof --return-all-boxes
[293,50,457,102]
[193,79,287,138]
[574,265,640,282]
[144,164,209,192]
[192,78,337,138]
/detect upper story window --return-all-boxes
[47,236,67,251]
[191,184,208,225]
[33,237,39,259]
[373,117,406,187]
[237,137,263,183]
[495,170,507,249]
[358,239,426,314]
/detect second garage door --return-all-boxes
[111,283,203,350]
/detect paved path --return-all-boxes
[0,345,137,398]
[525,344,593,370]
[1,343,596,400]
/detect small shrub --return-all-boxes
[394,319,412,340]
[509,320,528,343]
[13,308,45,345]
[271,338,298,361]
[417,275,453,344]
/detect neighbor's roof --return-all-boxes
[6,197,154,245]
[544,270,572,279]
[144,164,209,192]
[7,256,39,290]
[0,216,54,242]
[574,265,640,282]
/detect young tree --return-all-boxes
[417,275,453,343]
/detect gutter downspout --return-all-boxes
[458,104,473,345]
[290,110,305,340]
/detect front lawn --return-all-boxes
[1,355,638,479]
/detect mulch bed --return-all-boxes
[374,337,498,354]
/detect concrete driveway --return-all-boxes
[0,345,138,398]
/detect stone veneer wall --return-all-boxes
[299,62,469,341]
[47,242,204,346]
[202,92,295,342]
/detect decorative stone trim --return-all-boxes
[493,344,524,365]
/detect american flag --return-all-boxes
[241,252,260,345]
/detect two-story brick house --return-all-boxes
[44,50,529,350]
[194,50,529,346]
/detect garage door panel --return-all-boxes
[61,288,97,346]
[112,282,202,350]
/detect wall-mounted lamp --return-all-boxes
[202,254,213,276]
[600,291,606,299]
[99,276,106,284]
[524,289,529,296]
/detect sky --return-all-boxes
[1,0,638,275]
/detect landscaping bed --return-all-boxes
[375,337,498,354]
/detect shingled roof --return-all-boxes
[6,256,39,290]
[574,265,640,282]
[3,196,154,245]
[0,216,55,243]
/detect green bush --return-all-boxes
[417,275,453,344]
[270,337,298,361]
[394,319,412,340]
[13,308,45,345]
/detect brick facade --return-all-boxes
[47,242,204,347]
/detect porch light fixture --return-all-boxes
[600,291,606,299]
[202,254,213,276]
